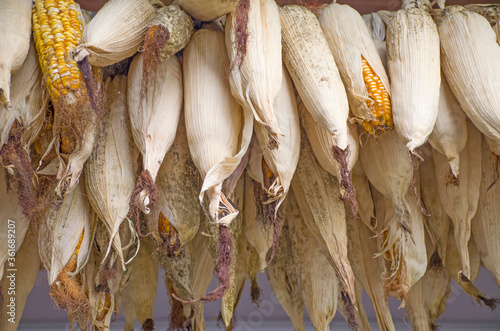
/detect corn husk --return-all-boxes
[153,113,201,251]
[439,7,500,155]
[428,73,468,177]
[122,237,158,331]
[253,64,299,210]
[433,120,481,280]
[472,135,500,288]
[226,0,283,147]
[183,27,252,225]
[320,3,392,131]
[463,4,500,26]
[266,203,305,331]
[337,280,371,331]
[146,5,194,62]
[363,12,388,66]
[0,0,31,106]
[71,0,156,66]
[85,75,138,270]
[351,162,377,231]
[291,128,356,321]
[235,232,261,309]
[288,190,340,331]
[359,130,412,233]
[127,53,183,213]
[0,227,40,330]
[386,5,440,152]
[178,0,238,22]
[345,180,396,331]
[280,5,349,150]
[419,144,450,262]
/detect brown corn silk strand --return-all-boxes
[77,57,104,118]
[129,170,159,237]
[172,226,232,303]
[168,290,193,331]
[331,145,358,216]
[444,166,460,186]
[410,150,430,217]
[0,120,36,222]
[229,0,250,73]
[142,318,155,331]
[341,291,358,329]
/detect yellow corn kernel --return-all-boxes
[361,56,393,137]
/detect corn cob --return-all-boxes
[0,0,32,106]
[320,3,393,137]
[226,0,283,147]
[386,2,440,152]
[178,0,238,22]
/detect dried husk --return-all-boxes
[386,6,440,152]
[127,53,182,214]
[234,233,261,309]
[337,279,371,331]
[0,0,31,106]
[351,162,377,231]
[85,75,138,270]
[359,130,412,233]
[280,5,349,150]
[147,5,194,62]
[253,65,299,211]
[0,227,40,330]
[266,205,305,331]
[183,27,253,225]
[439,7,500,155]
[71,0,156,66]
[288,189,340,331]
[291,128,356,320]
[320,3,392,131]
[178,0,238,22]
[472,135,500,288]
[428,73,468,177]
[433,120,481,280]
[363,12,388,65]
[122,236,158,331]
[345,181,396,331]
[153,113,201,251]
[226,0,283,147]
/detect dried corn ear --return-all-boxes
[178,0,238,22]
[226,0,283,147]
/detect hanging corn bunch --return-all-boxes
[428,73,468,177]
[291,128,356,326]
[127,53,183,223]
[85,75,138,270]
[320,3,393,137]
[386,0,440,153]
[153,113,201,256]
[178,0,238,22]
[439,6,500,155]
[122,237,158,331]
[226,0,283,148]
[0,0,31,107]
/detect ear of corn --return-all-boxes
[71,0,156,66]
[226,0,283,147]
[287,189,340,331]
[280,5,349,150]
[122,236,158,331]
[472,135,500,288]
[178,0,238,22]
[440,7,500,155]
[0,227,40,330]
[386,5,440,152]
[433,120,482,280]
[183,27,253,225]
[428,73,468,177]
[291,128,356,320]
[0,0,32,106]
[85,75,138,270]
[320,3,393,137]
[127,53,183,213]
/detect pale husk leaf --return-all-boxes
[183,27,252,225]
[387,8,440,151]
[320,3,391,124]
[439,7,500,155]
[85,75,138,270]
[0,0,31,106]
[351,162,377,231]
[72,0,156,66]
[433,120,481,280]
[179,0,238,22]
[428,73,468,177]
[280,5,349,149]
[226,0,283,146]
